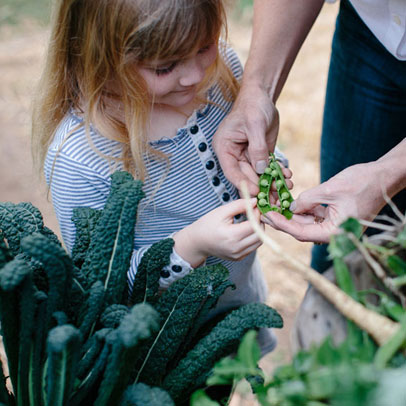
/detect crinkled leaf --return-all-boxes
[129,238,174,305]
[135,265,231,385]
[78,281,105,340]
[0,257,32,396]
[120,383,174,406]
[71,206,102,268]
[94,304,160,406]
[0,235,13,269]
[81,172,144,304]
[100,304,129,329]
[0,202,44,255]
[163,302,283,400]
[21,233,73,328]
[46,325,82,406]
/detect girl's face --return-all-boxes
[137,43,217,108]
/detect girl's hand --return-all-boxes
[173,198,263,267]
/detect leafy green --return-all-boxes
[94,304,160,406]
[135,264,232,385]
[21,233,73,328]
[71,207,102,268]
[46,325,82,406]
[0,170,283,406]
[0,202,44,256]
[129,238,174,305]
[163,302,283,401]
[80,172,144,304]
[120,383,175,406]
[0,257,32,391]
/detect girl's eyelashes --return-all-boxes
[154,61,178,76]
[150,43,215,76]
[198,43,214,54]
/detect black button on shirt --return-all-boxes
[160,269,170,278]
[172,265,182,273]
[190,125,199,134]
[206,160,215,170]
[222,192,230,202]
[212,176,220,186]
[198,142,207,152]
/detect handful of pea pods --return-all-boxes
[256,153,294,219]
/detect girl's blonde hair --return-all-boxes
[32,0,239,181]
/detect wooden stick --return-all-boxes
[241,182,400,346]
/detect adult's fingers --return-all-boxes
[243,97,279,174]
[220,152,259,196]
[291,185,332,214]
[262,211,332,243]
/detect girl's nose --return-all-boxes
[179,57,205,87]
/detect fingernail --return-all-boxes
[255,160,267,174]
[290,201,296,211]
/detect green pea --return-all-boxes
[271,170,278,177]
[257,192,266,199]
[260,179,269,187]
[282,200,290,209]
[258,199,268,207]
[264,167,273,175]
[275,180,283,189]
[281,192,290,200]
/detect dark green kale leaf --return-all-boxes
[80,171,145,305]
[163,302,283,401]
[0,202,44,255]
[71,206,102,268]
[135,264,232,386]
[120,383,174,406]
[129,238,174,305]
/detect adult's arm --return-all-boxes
[213,0,324,195]
[263,139,406,243]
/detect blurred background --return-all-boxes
[0,0,339,404]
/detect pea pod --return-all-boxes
[256,153,294,219]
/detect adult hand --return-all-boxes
[213,82,279,196]
[262,162,389,243]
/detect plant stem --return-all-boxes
[241,182,400,346]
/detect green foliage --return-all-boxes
[120,383,175,406]
[163,303,282,402]
[0,170,283,405]
[197,216,406,406]
[0,0,51,26]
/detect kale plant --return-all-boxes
[0,171,283,406]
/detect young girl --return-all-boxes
[32,0,288,355]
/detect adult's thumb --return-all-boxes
[291,186,329,214]
[248,136,270,175]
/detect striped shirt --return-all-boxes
[45,47,283,354]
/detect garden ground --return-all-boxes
[0,3,339,404]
